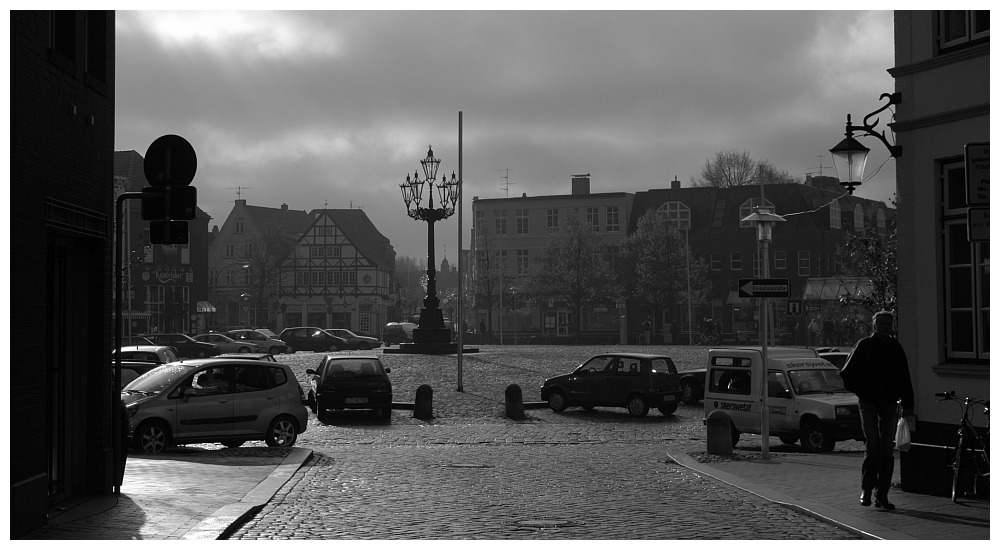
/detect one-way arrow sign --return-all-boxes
[738,278,790,298]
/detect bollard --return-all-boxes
[414,384,434,420]
[504,384,525,420]
[706,409,733,455]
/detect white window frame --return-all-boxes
[516,209,528,235]
[830,200,841,229]
[939,10,990,51]
[606,206,620,232]
[546,209,559,233]
[798,251,811,277]
[660,201,691,230]
[730,252,742,271]
[774,250,786,271]
[495,210,507,235]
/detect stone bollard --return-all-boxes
[706,409,733,455]
[504,384,525,420]
[414,384,434,420]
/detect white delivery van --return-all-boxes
[703,347,863,452]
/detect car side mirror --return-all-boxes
[306,369,317,375]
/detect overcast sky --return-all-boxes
[114,8,898,263]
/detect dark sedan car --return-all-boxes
[306,354,392,420]
[540,353,683,417]
[325,328,382,350]
[278,327,349,353]
[141,333,220,358]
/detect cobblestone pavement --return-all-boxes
[228,345,864,539]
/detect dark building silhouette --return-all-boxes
[10,11,117,536]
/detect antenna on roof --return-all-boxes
[807,155,830,177]
[497,168,516,198]
[227,186,252,201]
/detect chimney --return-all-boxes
[571,173,591,195]
[281,203,288,211]
[671,175,681,189]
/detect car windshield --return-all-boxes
[122,363,191,393]
[788,369,848,394]
[322,359,385,379]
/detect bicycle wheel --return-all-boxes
[951,431,965,503]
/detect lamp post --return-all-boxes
[742,206,786,460]
[399,145,460,345]
[830,92,902,195]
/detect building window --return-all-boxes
[495,210,507,235]
[730,252,742,271]
[225,243,235,258]
[516,249,529,275]
[798,251,811,276]
[546,209,559,233]
[938,11,990,52]
[830,200,841,229]
[516,209,528,235]
[752,252,762,277]
[739,198,775,228]
[344,271,356,286]
[328,270,341,286]
[606,206,620,232]
[327,245,341,258]
[235,220,244,234]
[774,250,786,271]
[50,11,77,63]
[586,207,600,229]
[854,204,865,231]
[660,201,691,230]
[310,271,322,286]
[209,268,218,287]
[876,209,886,230]
[85,11,107,82]
[941,160,989,361]
[710,254,722,271]
[711,199,727,228]
[475,210,485,236]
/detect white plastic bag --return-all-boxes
[895,417,911,452]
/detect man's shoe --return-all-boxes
[859,491,872,506]
[873,495,895,510]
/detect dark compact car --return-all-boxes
[115,345,180,365]
[325,328,382,350]
[382,322,416,346]
[540,353,683,417]
[278,327,349,353]
[142,333,220,358]
[225,329,288,355]
[306,354,392,420]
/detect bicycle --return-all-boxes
[935,390,990,502]
[692,330,719,346]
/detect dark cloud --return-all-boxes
[115,10,896,261]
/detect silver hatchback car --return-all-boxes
[122,358,308,453]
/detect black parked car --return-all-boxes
[540,353,683,417]
[306,354,392,420]
[278,327,349,353]
[141,333,221,358]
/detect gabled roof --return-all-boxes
[241,204,314,239]
[304,209,395,268]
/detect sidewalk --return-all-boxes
[20,446,989,540]
[669,449,990,540]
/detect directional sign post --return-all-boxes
[738,278,790,299]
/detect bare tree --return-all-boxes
[242,218,294,327]
[693,149,800,188]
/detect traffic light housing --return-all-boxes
[141,186,197,220]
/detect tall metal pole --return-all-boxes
[457,111,464,392]
[758,164,770,460]
[686,228,693,346]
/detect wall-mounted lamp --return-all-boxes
[829,92,902,194]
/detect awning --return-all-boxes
[801,278,872,301]
[196,301,217,313]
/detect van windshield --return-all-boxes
[788,369,848,394]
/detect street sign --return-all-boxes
[786,299,802,315]
[968,207,989,242]
[144,135,197,187]
[149,220,189,244]
[965,142,989,206]
[738,278,790,298]
[140,186,197,220]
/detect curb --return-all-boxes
[181,447,313,540]
[665,450,916,541]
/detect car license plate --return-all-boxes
[345,397,368,404]
[664,395,675,402]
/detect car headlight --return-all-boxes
[835,406,853,417]
[125,401,139,417]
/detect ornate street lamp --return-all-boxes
[399,145,460,345]
[830,92,902,195]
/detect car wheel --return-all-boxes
[238,346,252,353]
[681,380,702,405]
[800,422,835,453]
[134,420,171,454]
[627,395,649,417]
[265,416,298,447]
[779,435,798,445]
[658,403,678,416]
[223,440,246,448]
[547,390,568,412]
[306,391,317,414]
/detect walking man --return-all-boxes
[840,310,914,510]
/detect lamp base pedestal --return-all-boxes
[384,342,479,355]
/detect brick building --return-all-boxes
[10,11,117,537]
